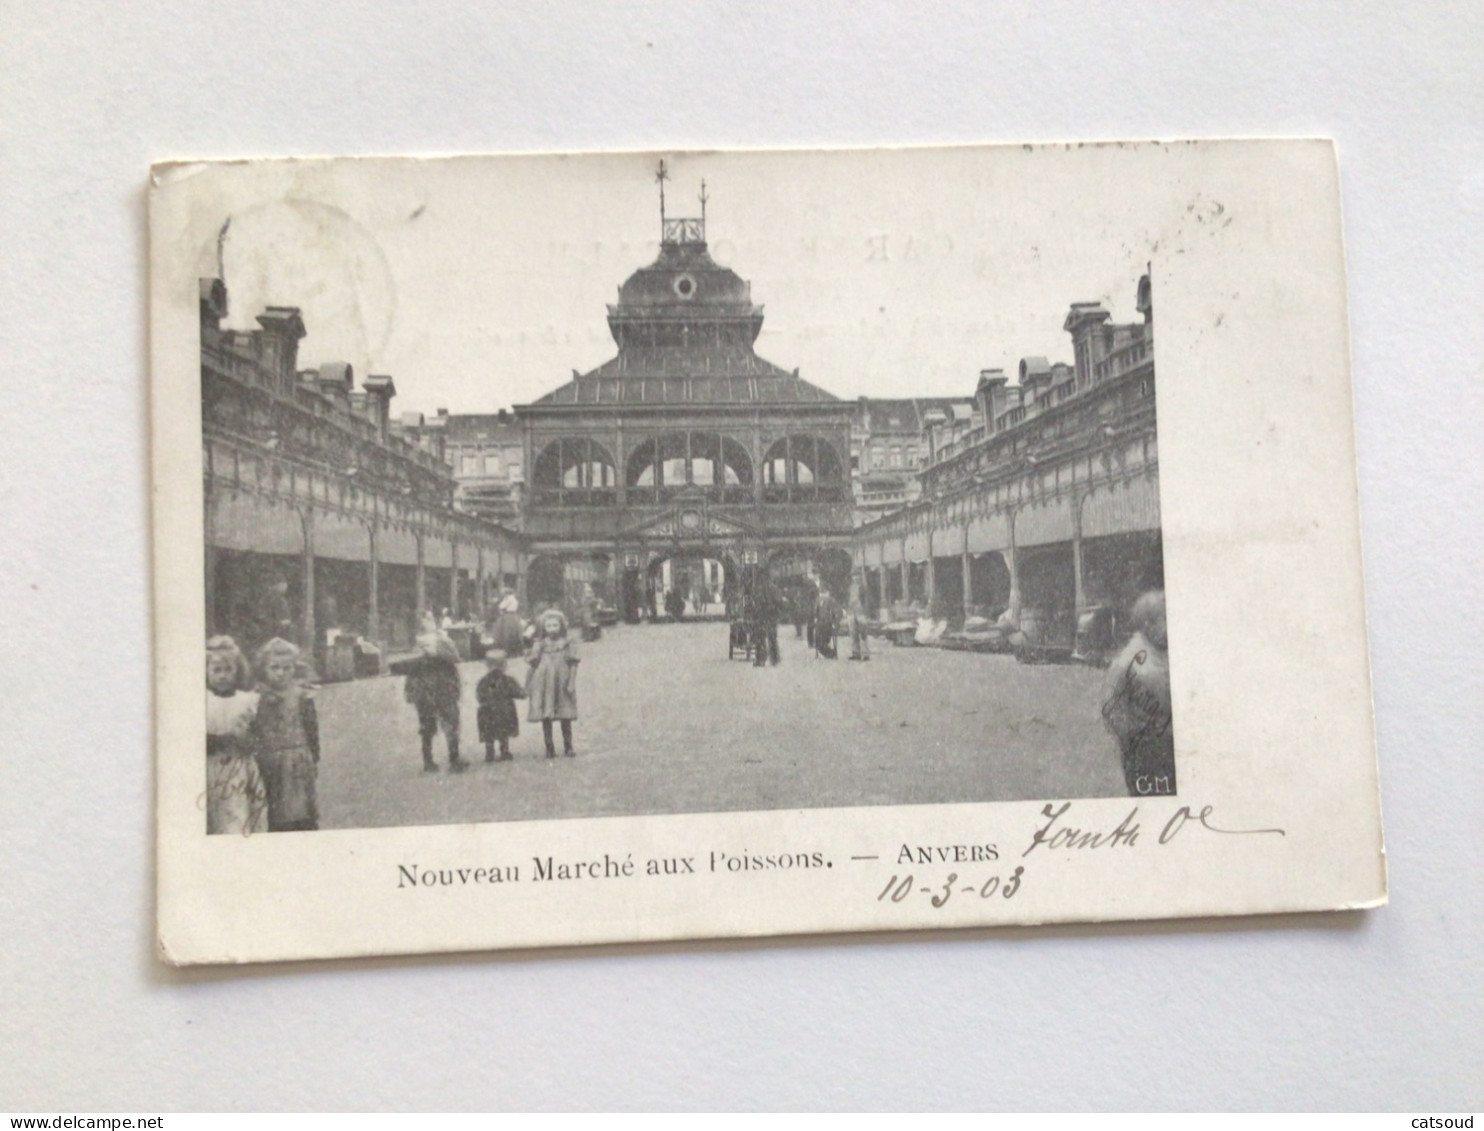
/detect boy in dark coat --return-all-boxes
[404,622,465,773]
[476,650,525,762]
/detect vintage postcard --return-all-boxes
[151,141,1385,965]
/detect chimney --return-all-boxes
[922,407,949,463]
[1063,302,1112,386]
[316,362,354,410]
[363,375,397,439]
[255,306,307,387]
[1019,357,1055,406]
[199,278,228,334]
[976,368,1008,431]
[997,384,1025,430]
[1136,272,1153,326]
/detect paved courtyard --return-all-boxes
[316,621,1129,829]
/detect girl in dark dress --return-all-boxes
[476,650,526,762]
[251,637,320,832]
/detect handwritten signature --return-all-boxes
[196,768,269,838]
[1021,801,1285,858]
[1102,649,1174,739]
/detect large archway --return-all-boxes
[642,550,731,621]
[812,546,854,600]
[1017,545,1076,648]
[1080,530,1164,630]
[525,553,615,619]
[968,551,1012,619]
[764,545,853,601]
[525,555,568,612]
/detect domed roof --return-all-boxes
[527,208,840,408]
[614,240,755,311]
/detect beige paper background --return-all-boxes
[152,142,1384,965]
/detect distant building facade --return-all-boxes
[436,410,527,523]
[850,397,975,524]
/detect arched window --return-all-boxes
[532,438,618,505]
[625,432,753,503]
[762,435,846,502]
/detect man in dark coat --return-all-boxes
[750,573,781,666]
[792,580,815,640]
[813,589,841,659]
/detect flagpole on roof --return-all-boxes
[655,159,669,233]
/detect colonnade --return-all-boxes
[855,465,1162,628]
[203,436,526,660]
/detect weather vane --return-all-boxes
[655,159,669,226]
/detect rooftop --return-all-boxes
[528,194,839,407]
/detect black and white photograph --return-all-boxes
[196,148,1171,836]
[149,141,1383,965]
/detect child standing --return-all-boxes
[251,637,320,832]
[526,608,580,758]
[475,649,526,762]
[205,635,268,835]
[406,618,465,773]
[1100,590,1175,797]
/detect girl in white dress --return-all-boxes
[205,636,268,835]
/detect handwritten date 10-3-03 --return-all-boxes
[872,803,1285,911]
[878,867,1025,908]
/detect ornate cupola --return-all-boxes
[605,161,764,354]
[533,162,837,405]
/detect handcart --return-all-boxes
[727,618,754,661]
